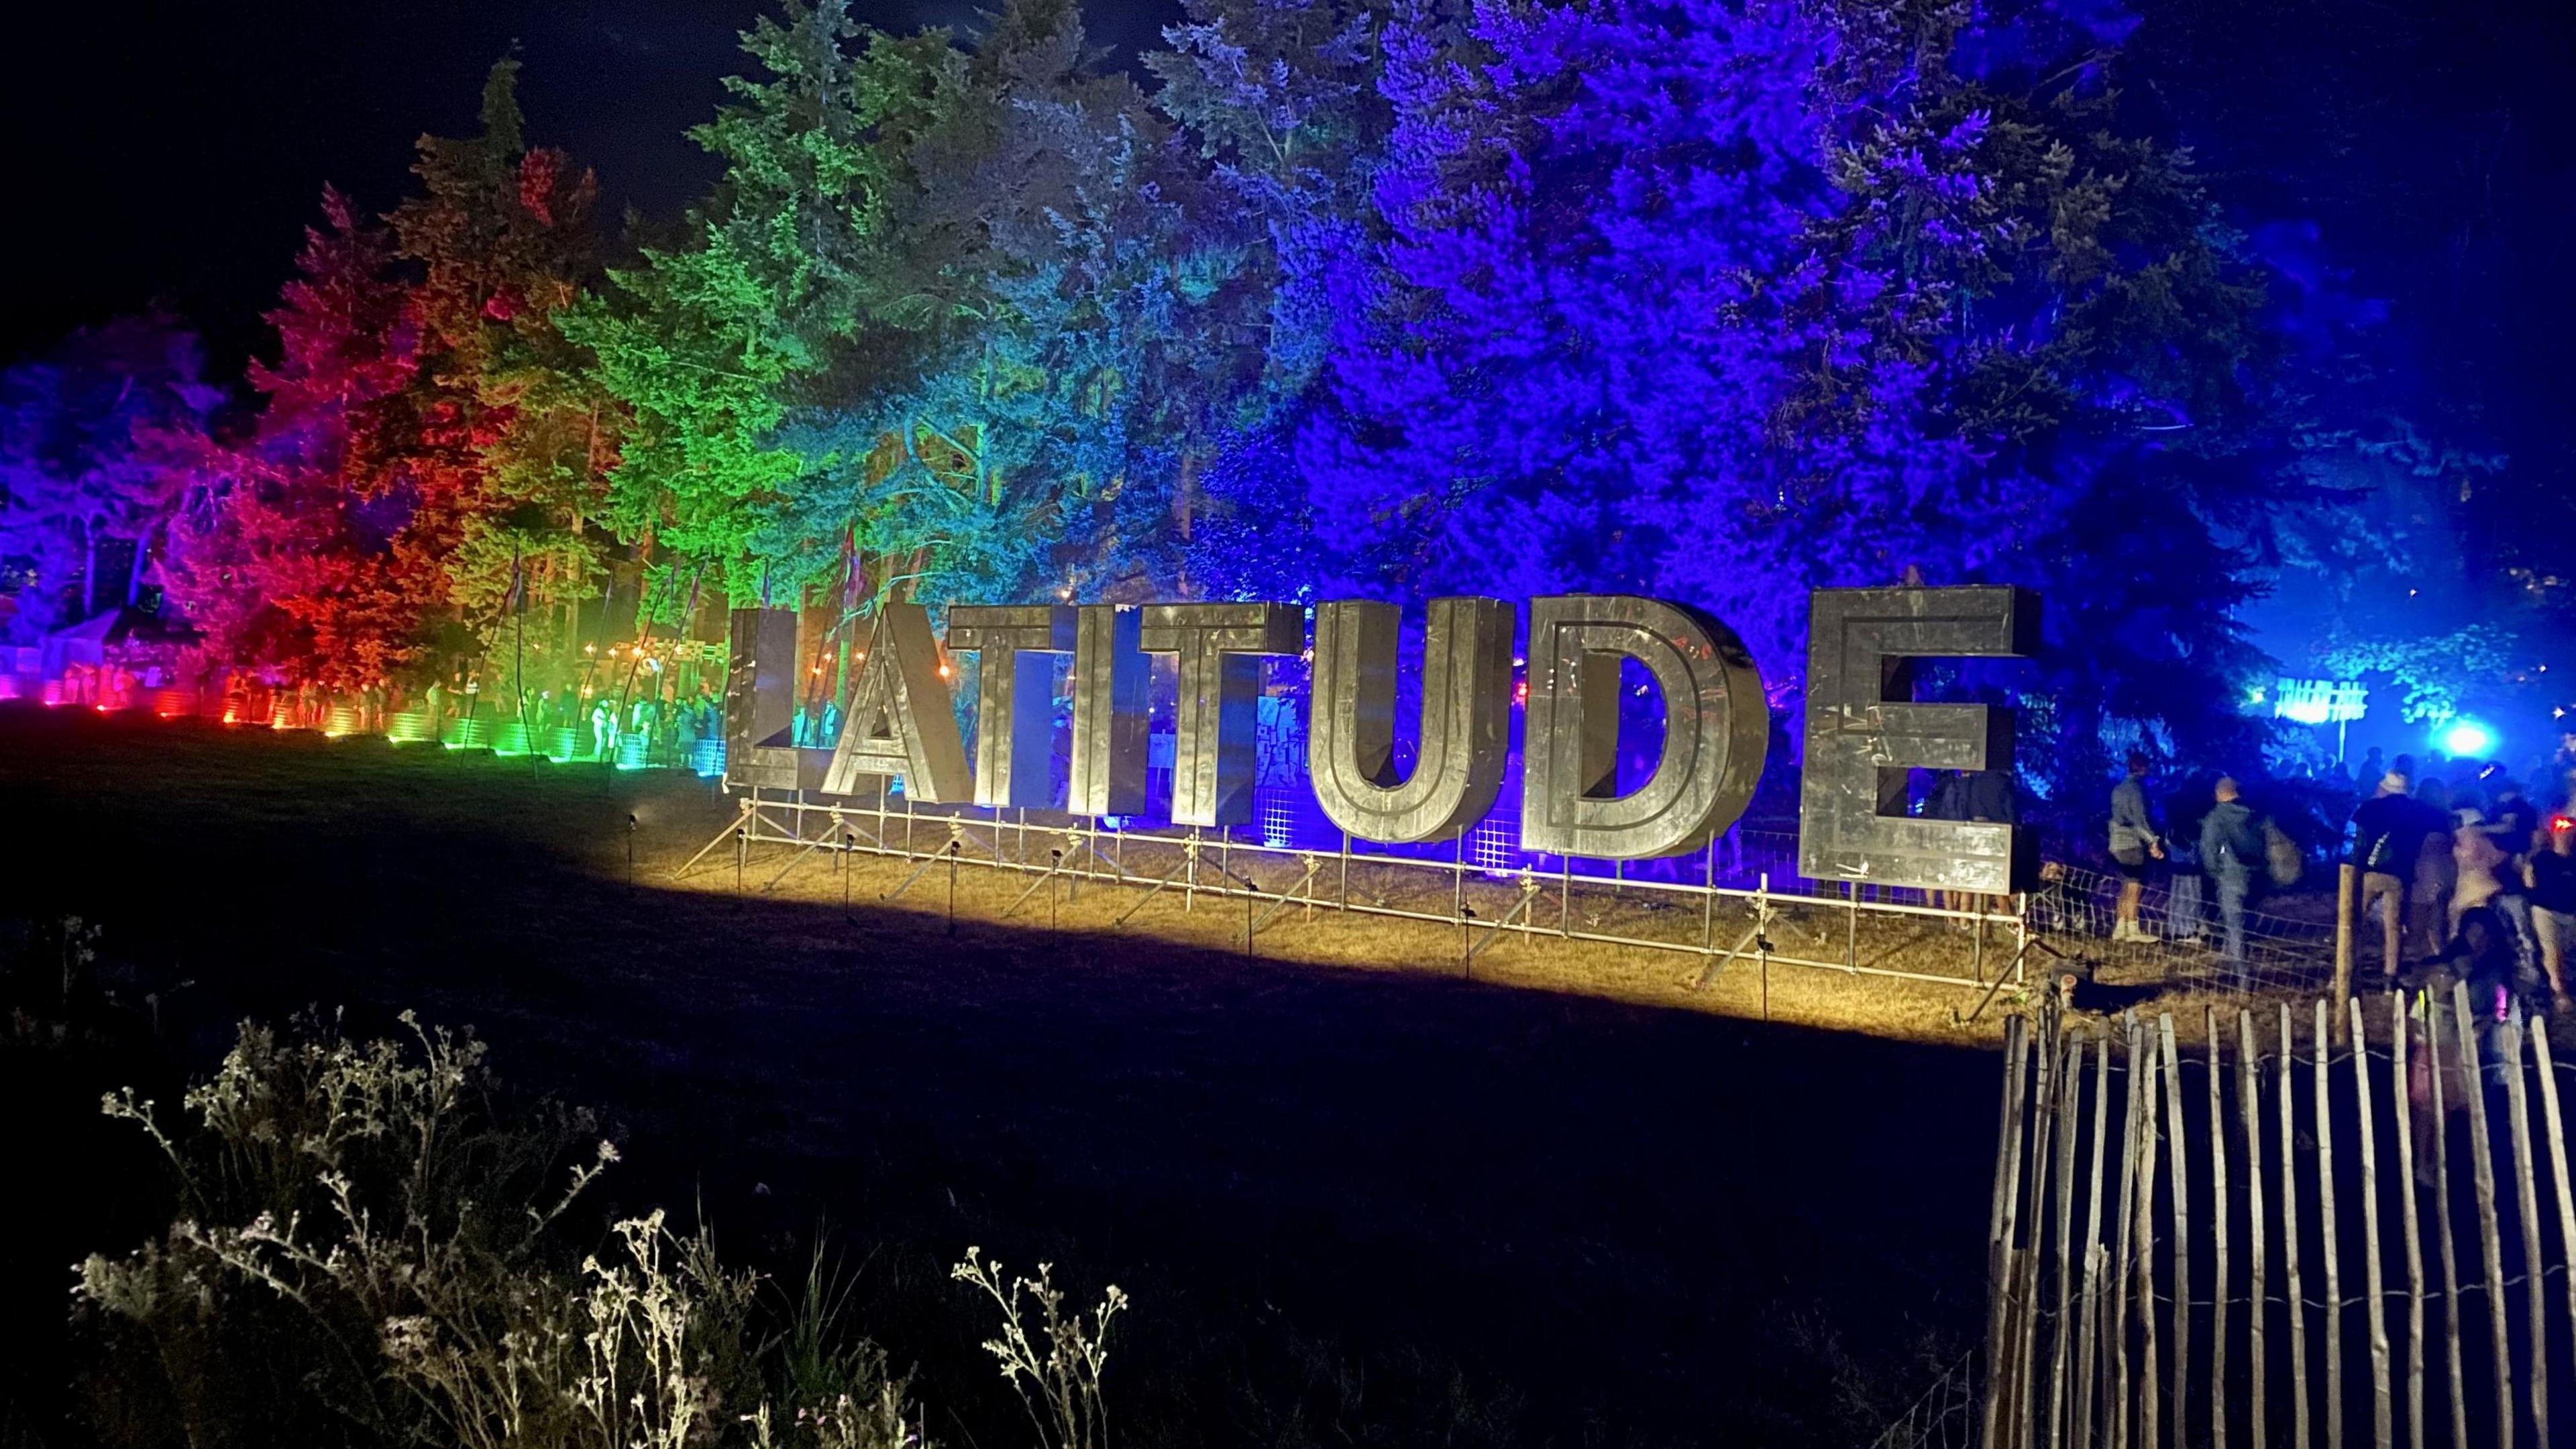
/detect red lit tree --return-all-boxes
[164,189,441,692]
[390,58,623,674]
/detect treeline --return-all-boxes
[0,0,2386,784]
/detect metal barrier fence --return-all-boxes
[676,788,2349,1010]
[687,788,2041,1003]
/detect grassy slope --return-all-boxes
[0,705,1999,1446]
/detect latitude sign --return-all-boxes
[724,586,2037,895]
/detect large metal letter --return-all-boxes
[1067,604,1149,817]
[1310,598,1513,843]
[1798,586,2037,893]
[820,602,972,802]
[1137,602,1303,827]
[724,607,814,791]
[1518,595,1768,860]
[947,605,1075,808]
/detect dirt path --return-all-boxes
[0,706,2002,1446]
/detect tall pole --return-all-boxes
[513,541,531,777]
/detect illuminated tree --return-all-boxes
[566,0,901,606]
[0,316,224,639]
[164,190,437,691]
[1289,0,2276,783]
[392,58,623,666]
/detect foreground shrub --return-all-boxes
[74,1011,932,1448]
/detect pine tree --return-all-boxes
[0,316,224,639]
[566,0,896,605]
[392,58,623,665]
[164,189,437,691]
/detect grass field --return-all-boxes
[0,705,2008,1446]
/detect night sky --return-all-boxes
[1,1,1181,370]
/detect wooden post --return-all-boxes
[2208,1008,2231,1449]
[2449,979,2511,1448]
[2112,1014,2145,1449]
[2349,997,2394,1449]
[2428,989,2469,1449]
[2241,1008,2269,1449]
[2279,1003,2310,1449]
[2530,1025,2576,1434]
[2389,994,2426,1449]
[2314,998,2345,1449]
[2077,1033,2116,1449]
[2014,1019,2068,1449]
[2161,1014,2192,1449]
[2135,1040,2163,1449]
[2499,1012,2547,1449]
[1984,1014,2035,1449]
[2047,1031,2086,1449]
[2333,862,2357,1014]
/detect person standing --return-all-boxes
[2451,807,2508,929]
[2410,777,2458,957]
[2109,752,2163,942]
[2201,776,2263,974]
[2347,771,2438,981]
[2526,815,2576,1015]
[589,696,618,761]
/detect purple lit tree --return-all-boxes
[0,316,225,641]
[1270,0,2275,787]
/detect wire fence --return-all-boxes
[1871,1351,1981,1449]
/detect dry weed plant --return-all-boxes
[74,1011,941,1449]
[949,1248,1125,1449]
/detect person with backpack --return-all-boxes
[2201,776,2265,974]
[2347,771,2445,982]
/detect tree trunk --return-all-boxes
[126,527,150,607]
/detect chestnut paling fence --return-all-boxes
[1967,994,2576,1449]
[681,786,2349,1009]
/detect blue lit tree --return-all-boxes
[1276,0,2277,788]
[0,316,225,640]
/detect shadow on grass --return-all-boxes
[0,704,1998,1446]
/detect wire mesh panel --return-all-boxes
[1871,1352,1980,1449]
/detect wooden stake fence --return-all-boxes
[1974,996,2576,1449]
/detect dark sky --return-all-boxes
[0,1,1181,370]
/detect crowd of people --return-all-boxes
[2097,744,2576,1014]
[189,664,726,768]
[2343,754,2572,1016]
[504,678,722,765]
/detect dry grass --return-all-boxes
[654,804,2041,1050]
